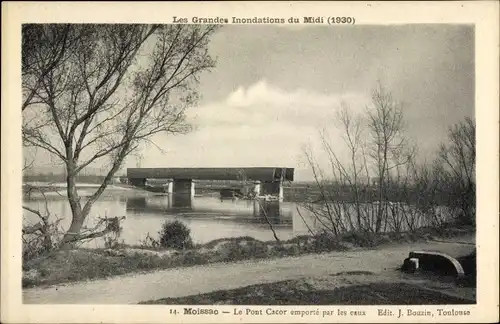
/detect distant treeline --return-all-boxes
[23,174,121,184]
[285,184,455,206]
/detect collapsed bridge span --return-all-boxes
[127,167,295,201]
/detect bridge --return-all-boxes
[126,167,295,201]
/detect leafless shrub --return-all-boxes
[23,184,126,260]
[437,117,476,225]
[22,188,64,261]
[301,84,425,239]
[139,232,160,249]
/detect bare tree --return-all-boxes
[386,151,423,233]
[300,110,369,238]
[437,117,476,224]
[22,24,219,247]
[409,159,450,228]
[366,83,414,232]
[22,24,76,112]
[335,103,367,229]
[302,145,346,236]
[301,84,417,238]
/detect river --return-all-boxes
[22,185,451,248]
[22,191,318,247]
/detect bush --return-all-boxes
[213,240,269,262]
[313,232,349,252]
[244,241,269,259]
[270,243,301,257]
[158,220,193,250]
[180,250,209,265]
[23,239,52,262]
[341,231,378,247]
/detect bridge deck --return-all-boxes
[127,167,294,181]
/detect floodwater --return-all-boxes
[22,186,451,248]
[22,192,318,247]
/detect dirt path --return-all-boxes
[23,237,475,304]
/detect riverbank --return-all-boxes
[23,236,476,304]
[22,224,475,289]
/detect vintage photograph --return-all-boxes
[2,1,498,323]
[20,22,478,307]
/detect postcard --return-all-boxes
[1,1,498,323]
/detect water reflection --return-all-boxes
[125,195,293,225]
[24,194,308,247]
[127,197,148,210]
[172,194,192,209]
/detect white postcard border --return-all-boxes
[1,1,498,323]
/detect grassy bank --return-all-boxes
[23,224,475,288]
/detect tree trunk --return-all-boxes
[61,213,85,248]
[61,158,86,248]
[352,153,362,230]
[375,177,385,233]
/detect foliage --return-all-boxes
[158,220,193,250]
[224,240,269,261]
[312,231,350,251]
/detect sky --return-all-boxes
[28,24,475,181]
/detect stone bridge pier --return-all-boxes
[161,179,195,208]
[255,180,284,201]
[171,179,195,198]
